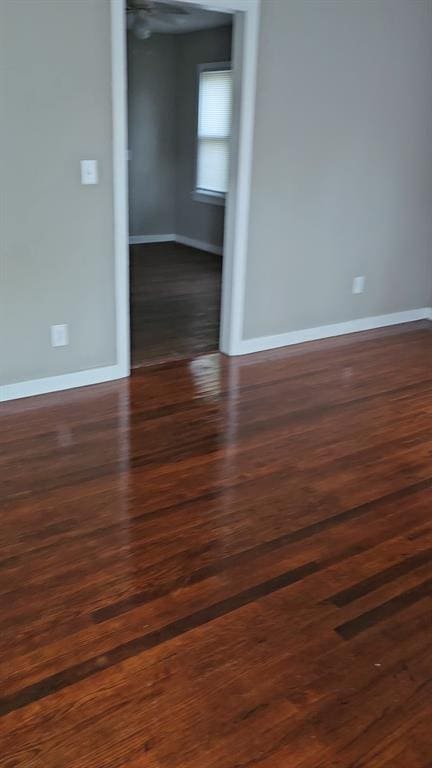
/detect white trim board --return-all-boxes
[129,234,175,245]
[176,235,223,256]
[3,309,430,402]
[129,234,223,256]
[238,308,432,355]
[175,235,223,256]
[111,0,130,379]
[1,365,124,403]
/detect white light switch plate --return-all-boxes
[80,159,98,185]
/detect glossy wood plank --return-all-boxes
[1,320,432,767]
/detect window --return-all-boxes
[196,66,232,200]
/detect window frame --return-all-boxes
[194,61,232,206]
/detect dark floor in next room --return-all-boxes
[130,242,222,367]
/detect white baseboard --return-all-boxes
[129,233,223,256]
[129,234,175,245]
[175,235,223,256]
[3,308,430,403]
[1,364,125,403]
[238,307,432,355]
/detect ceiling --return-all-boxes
[127,2,232,35]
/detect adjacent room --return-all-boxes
[127,1,233,365]
[1,0,432,766]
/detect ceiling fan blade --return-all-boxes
[152,3,190,15]
[127,1,190,14]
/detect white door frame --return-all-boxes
[110,0,261,376]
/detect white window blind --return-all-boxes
[196,68,232,195]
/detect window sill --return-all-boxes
[192,190,226,207]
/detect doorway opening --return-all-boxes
[111,0,260,377]
[126,1,233,366]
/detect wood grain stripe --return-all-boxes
[335,576,432,640]
[92,478,432,623]
[0,560,320,717]
[328,547,432,607]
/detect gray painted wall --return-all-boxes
[175,26,232,246]
[127,33,177,235]
[243,0,432,339]
[0,0,116,386]
[127,25,232,247]
[2,0,432,391]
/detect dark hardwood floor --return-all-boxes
[130,242,222,367]
[1,320,432,767]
